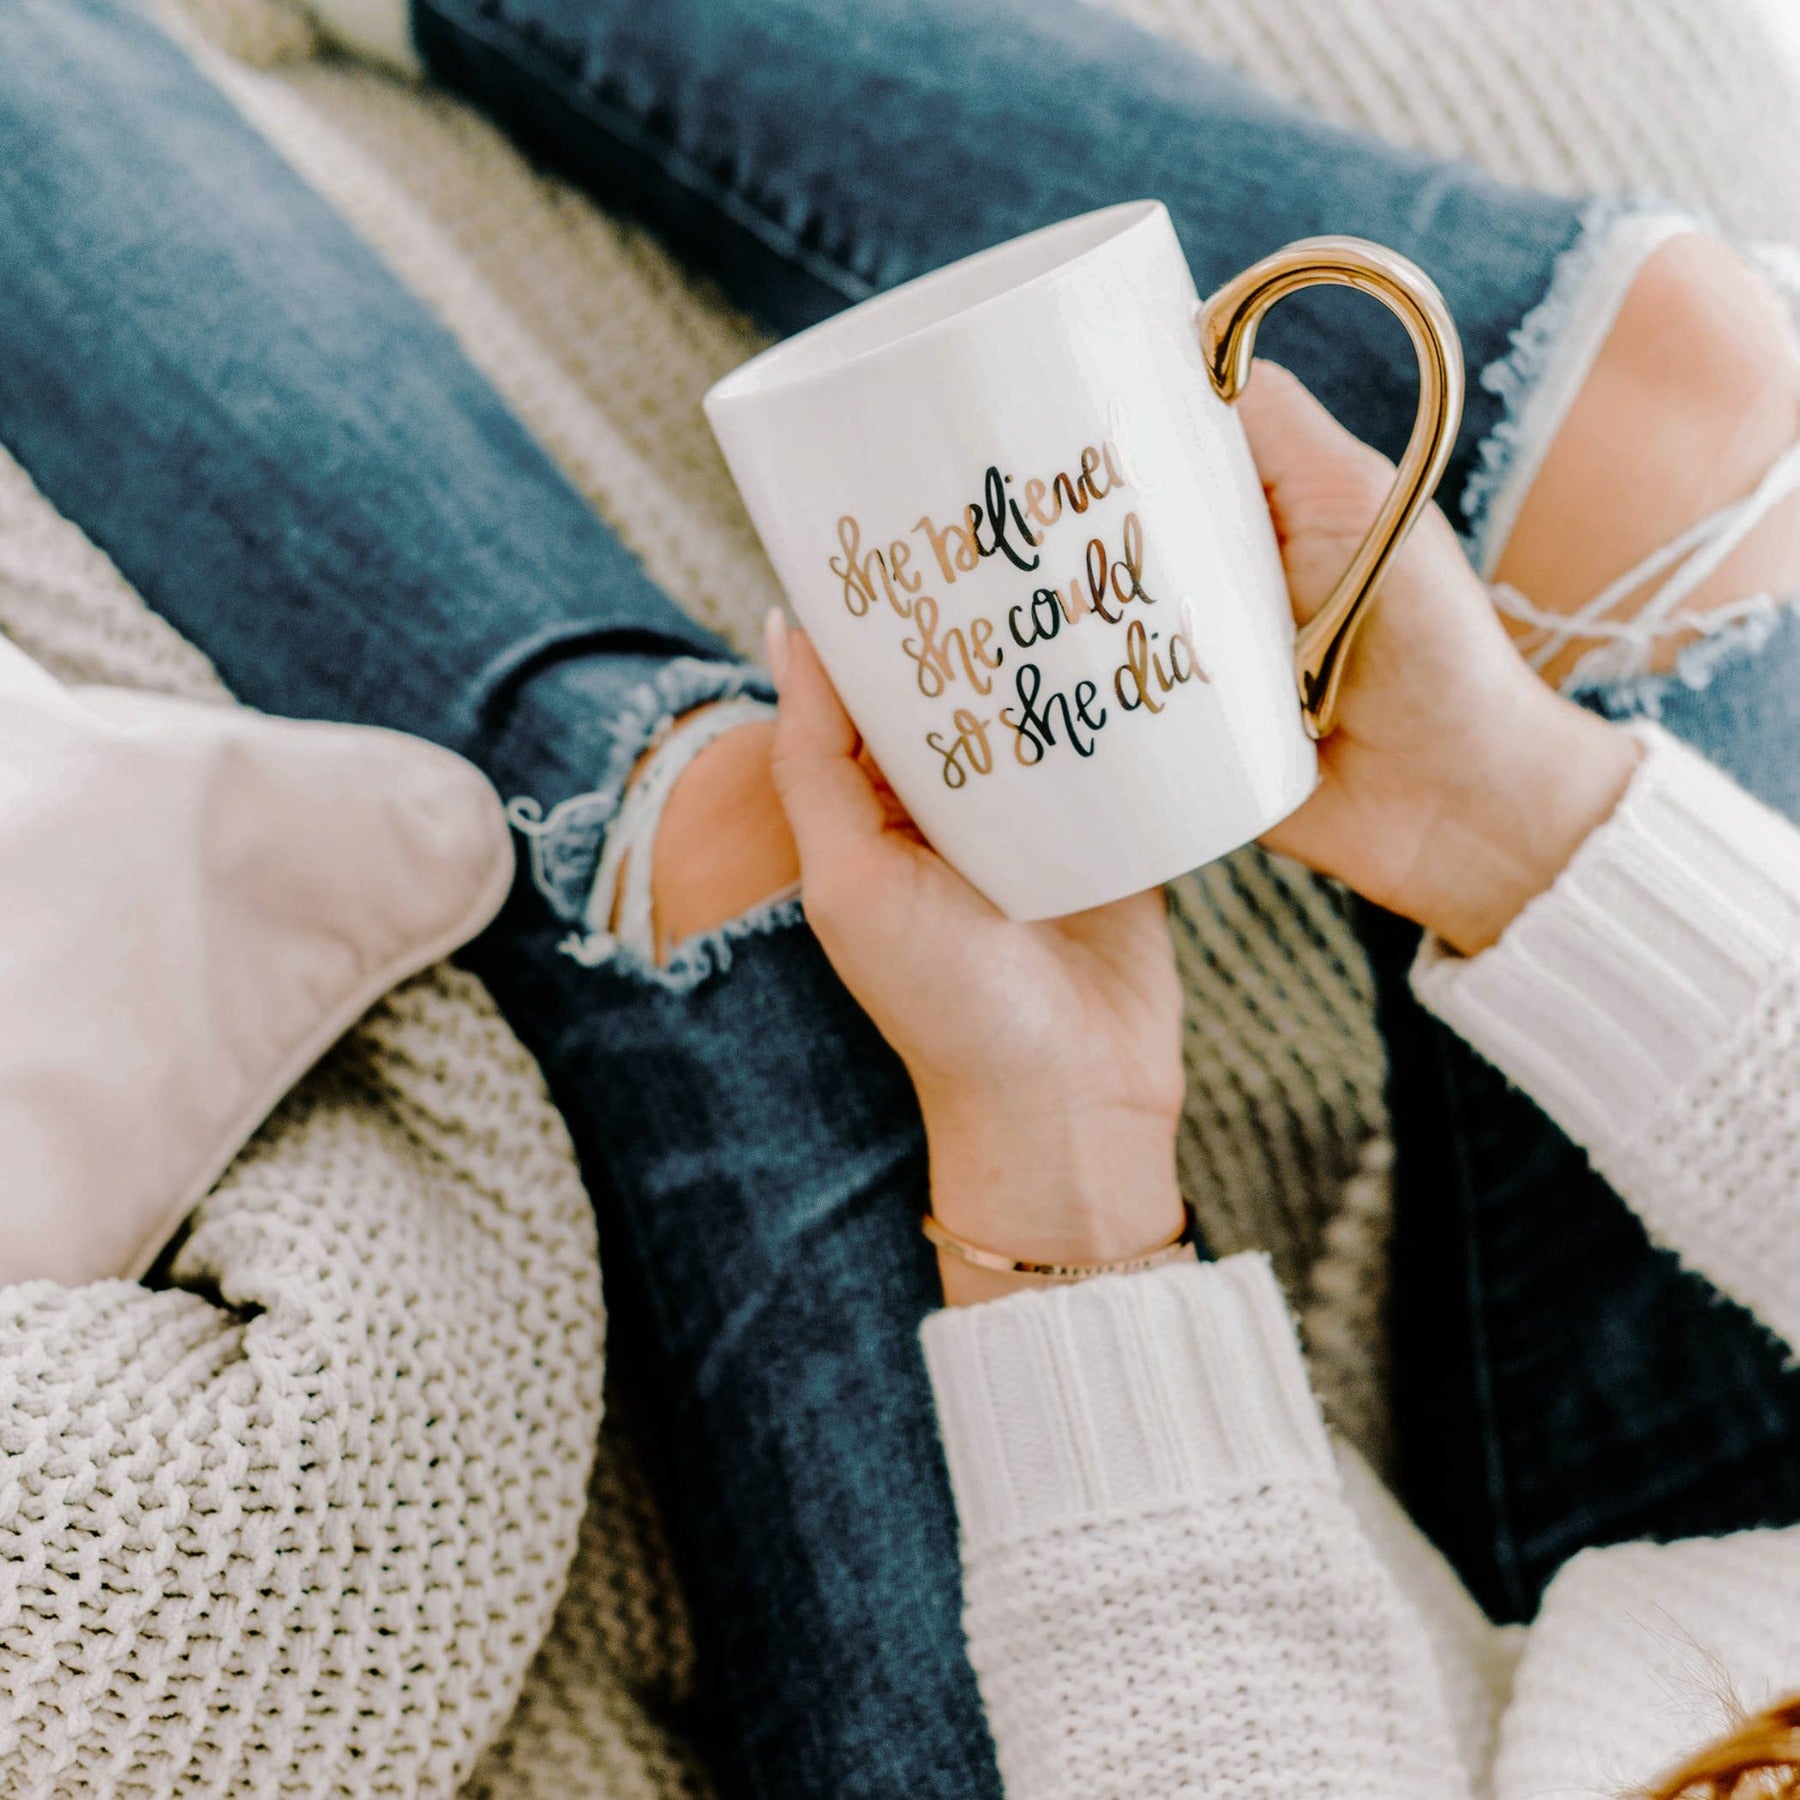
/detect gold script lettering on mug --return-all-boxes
[829,424,1213,792]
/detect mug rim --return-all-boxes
[703,199,1168,414]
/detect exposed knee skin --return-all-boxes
[1495,233,1800,685]
[646,717,798,962]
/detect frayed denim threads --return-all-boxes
[1460,202,1699,578]
[506,656,798,992]
[1566,593,1799,722]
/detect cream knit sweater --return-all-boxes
[923,722,1800,1800]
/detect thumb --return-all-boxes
[765,611,888,874]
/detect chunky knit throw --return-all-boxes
[1,0,1796,1791]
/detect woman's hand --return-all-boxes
[766,613,1186,1304]
[1239,361,1640,953]
[765,360,1642,1304]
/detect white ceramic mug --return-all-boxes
[705,200,1463,920]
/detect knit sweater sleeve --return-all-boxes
[920,1255,1476,1800]
[1413,720,1800,1350]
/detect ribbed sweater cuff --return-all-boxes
[920,1254,1336,1553]
[1412,722,1800,1158]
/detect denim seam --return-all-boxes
[1442,1056,1528,1617]
[418,0,878,309]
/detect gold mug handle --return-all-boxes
[1195,236,1465,738]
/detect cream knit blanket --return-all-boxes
[1,0,1795,1791]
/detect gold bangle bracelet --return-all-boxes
[920,1205,1201,1285]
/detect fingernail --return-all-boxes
[763,607,791,689]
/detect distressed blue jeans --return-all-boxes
[3,2,1799,1795]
